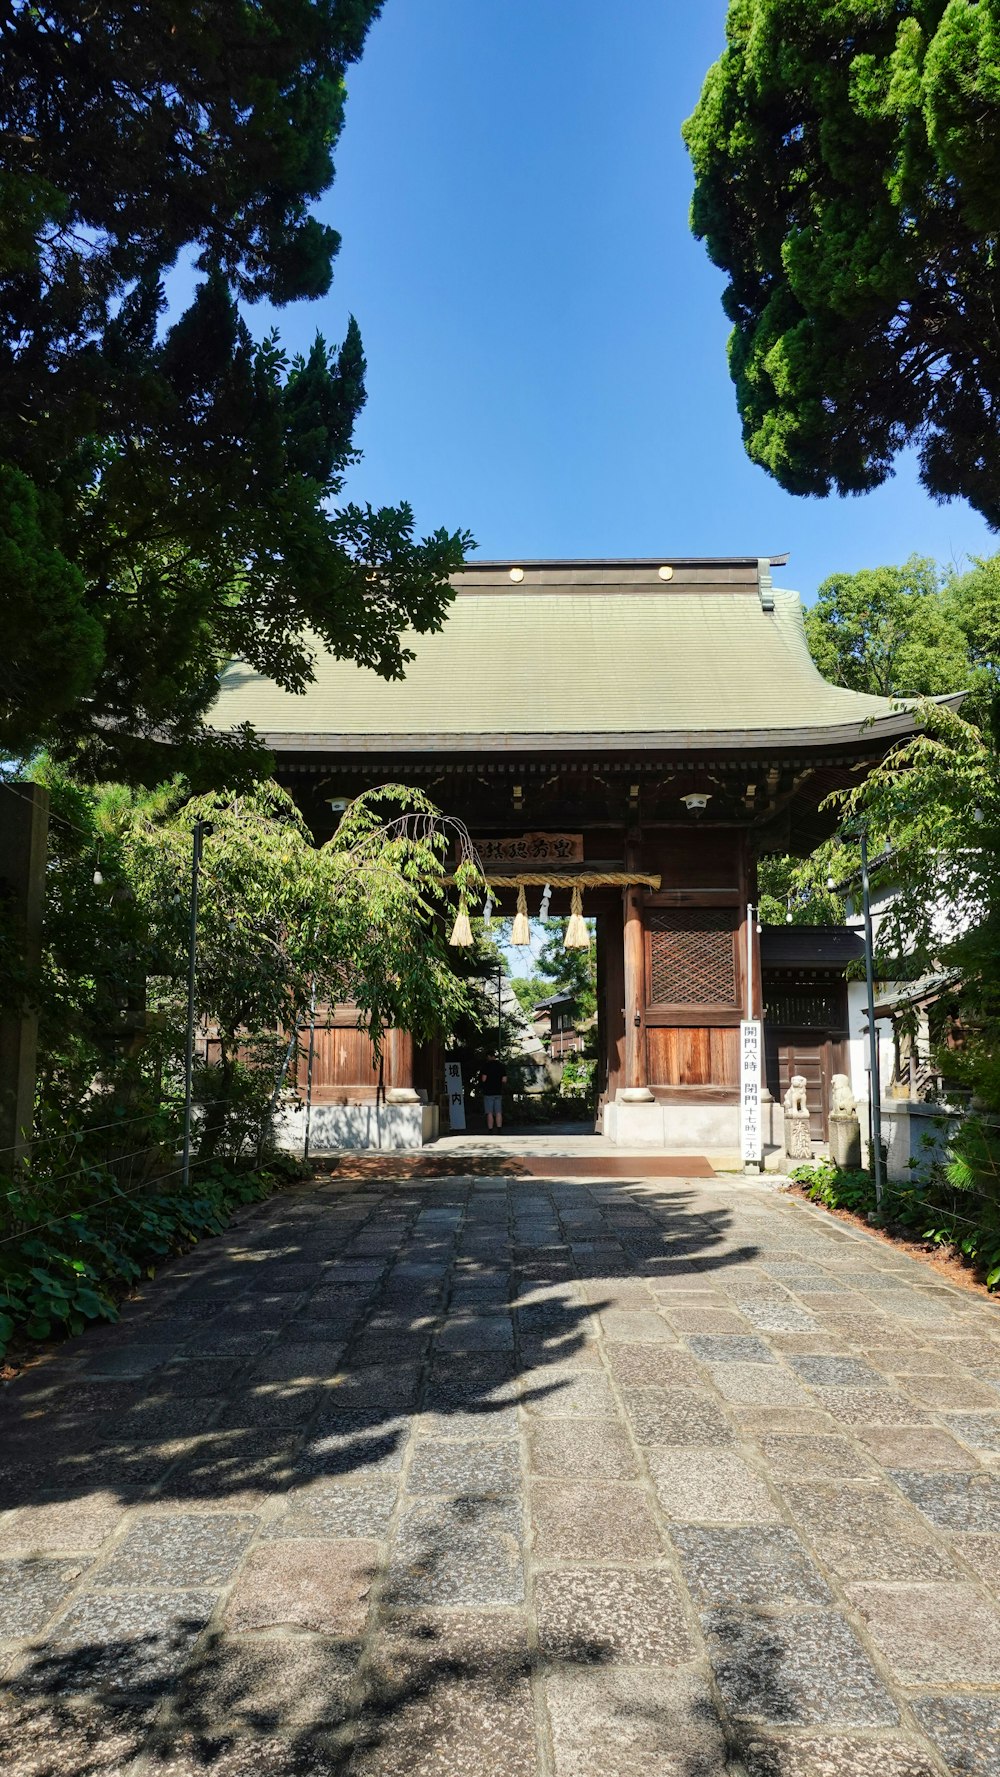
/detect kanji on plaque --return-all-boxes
[740,1020,762,1167]
[475,832,584,867]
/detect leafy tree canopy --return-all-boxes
[510,975,547,1018]
[758,548,1000,922]
[804,555,972,699]
[685,2,1000,526]
[9,767,478,1138]
[0,3,471,776]
[534,920,597,1022]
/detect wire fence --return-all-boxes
[0,1099,237,1244]
[0,1149,231,1249]
[881,1178,998,1239]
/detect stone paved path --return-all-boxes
[2,1170,1000,1776]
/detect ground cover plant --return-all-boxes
[0,1140,300,1361]
[792,1151,1000,1291]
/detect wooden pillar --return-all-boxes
[623,884,647,1091]
[595,910,617,1104]
[387,1027,414,1091]
[740,840,764,1020]
[603,909,625,1101]
[0,783,49,1165]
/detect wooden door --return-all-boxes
[764,1031,848,1139]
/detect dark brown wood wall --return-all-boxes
[292,1008,414,1102]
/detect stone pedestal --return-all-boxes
[783,1110,813,1161]
[275,1099,438,1152]
[603,1094,741,1151]
[829,1112,862,1170]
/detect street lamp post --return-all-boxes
[181,818,210,1193]
[859,826,885,1210]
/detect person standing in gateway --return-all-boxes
[479,1052,508,1131]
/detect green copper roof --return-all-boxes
[211,565,918,753]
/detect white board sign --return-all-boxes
[740,1019,762,1166]
[444,1060,466,1132]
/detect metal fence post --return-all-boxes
[181,819,206,1192]
[860,826,885,1208]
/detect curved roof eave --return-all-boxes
[246,703,946,758]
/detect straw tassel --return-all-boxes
[564,884,590,949]
[448,894,473,947]
[511,884,531,946]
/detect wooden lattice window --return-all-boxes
[648,909,738,1006]
[764,991,843,1028]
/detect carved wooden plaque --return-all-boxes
[476,833,584,867]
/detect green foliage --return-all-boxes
[757,549,1000,918]
[833,696,998,995]
[0,3,471,775]
[510,975,548,1017]
[506,1088,595,1126]
[0,1156,294,1359]
[323,786,478,1053]
[792,1140,1000,1291]
[3,767,480,1172]
[559,1051,597,1100]
[757,844,848,927]
[804,558,972,699]
[0,466,103,739]
[791,1159,875,1215]
[534,920,597,1021]
[685,3,1000,525]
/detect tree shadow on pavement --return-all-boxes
[0,1172,765,1775]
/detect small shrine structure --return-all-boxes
[212,556,937,1150]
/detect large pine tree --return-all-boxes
[0,2,470,776]
[685,1,1000,528]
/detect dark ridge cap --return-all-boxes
[457,554,790,569]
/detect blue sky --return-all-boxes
[244,0,996,603]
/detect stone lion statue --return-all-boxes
[830,1074,857,1118]
[783,1075,809,1115]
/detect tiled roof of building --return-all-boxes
[210,559,943,753]
[759,926,866,969]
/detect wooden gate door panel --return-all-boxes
[764,1033,849,1140]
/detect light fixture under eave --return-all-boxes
[681,792,711,813]
[328,796,349,814]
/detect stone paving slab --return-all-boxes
[2,1167,1000,1772]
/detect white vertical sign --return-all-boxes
[740,1019,762,1167]
[444,1060,466,1132]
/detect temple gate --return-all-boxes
[212,557,934,1150]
